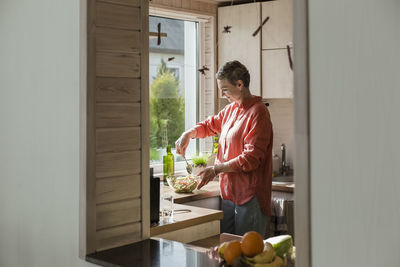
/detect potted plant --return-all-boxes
[191,153,209,176]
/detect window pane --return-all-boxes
[149,16,198,167]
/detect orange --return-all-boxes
[240,231,264,257]
[224,241,242,265]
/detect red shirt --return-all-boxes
[194,96,273,216]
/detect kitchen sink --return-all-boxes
[272,175,294,183]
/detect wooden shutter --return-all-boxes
[87,0,149,253]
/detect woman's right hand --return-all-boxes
[175,131,192,156]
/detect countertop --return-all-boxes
[272,181,295,193]
[86,238,220,267]
[162,179,294,204]
[161,181,221,204]
[150,204,223,237]
[87,234,295,267]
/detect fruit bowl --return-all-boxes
[166,174,200,193]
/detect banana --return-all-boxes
[246,242,274,264]
[253,256,284,267]
[246,242,275,263]
[217,242,227,259]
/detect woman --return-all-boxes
[175,60,273,237]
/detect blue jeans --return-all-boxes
[220,195,268,237]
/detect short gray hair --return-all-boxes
[216,60,250,88]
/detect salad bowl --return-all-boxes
[166,175,200,193]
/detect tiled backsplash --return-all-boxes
[265,99,294,170]
[219,98,294,170]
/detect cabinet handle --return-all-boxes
[286,45,293,71]
[252,16,270,37]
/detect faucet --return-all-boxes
[280,144,287,175]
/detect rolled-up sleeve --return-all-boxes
[227,112,272,172]
[193,107,226,138]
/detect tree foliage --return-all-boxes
[150,59,185,153]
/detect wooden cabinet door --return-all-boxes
[262,48,293,98]
[87,0,149,253]
[262,0,293,50]
[218,3,261,96]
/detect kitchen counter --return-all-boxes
[150,204,223,238]
[86,238,220,267]
[87,235,295,267]
[149,209,222,243]
[162,179,294,204]
[162,181,220,204]
[152,179,293,243]
[272,181,294,193]
[147,182,223,243]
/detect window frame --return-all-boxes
[148,7,216,177]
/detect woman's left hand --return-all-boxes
[197,166,217,189]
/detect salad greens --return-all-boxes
[191,153,209,167]
[167,175,199,193]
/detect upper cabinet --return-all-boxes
[261,0,293,98]
[217,0,293,99]
[262,48,293,99]
[218,3,261,97]
[262,0,293,50]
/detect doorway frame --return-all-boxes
[80,0,311,265]
[293,0,311,266]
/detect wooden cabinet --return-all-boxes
[261,0,293,98]
[262,48,293,99]
[261,0,293,50]
[217,0,293,99]
[217,3,261,96]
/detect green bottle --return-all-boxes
[163,145,174,185]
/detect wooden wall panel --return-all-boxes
[168,0,182,7]
[96,222,141,251]
[96,28,141,53]
[182,0,201,10]
[180,0,191,9]
[150,0,217,14]
[96,127,140,153]
[98,0,140,7]
[96,52,140,78]
[88,0,148,253]
[96,199,141,230]
[96,151,141,178]
[96,77,140,103]
[96,103,140,128]
[96,2,140,30]
[96,175,141,204]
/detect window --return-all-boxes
[149,15,199,174]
